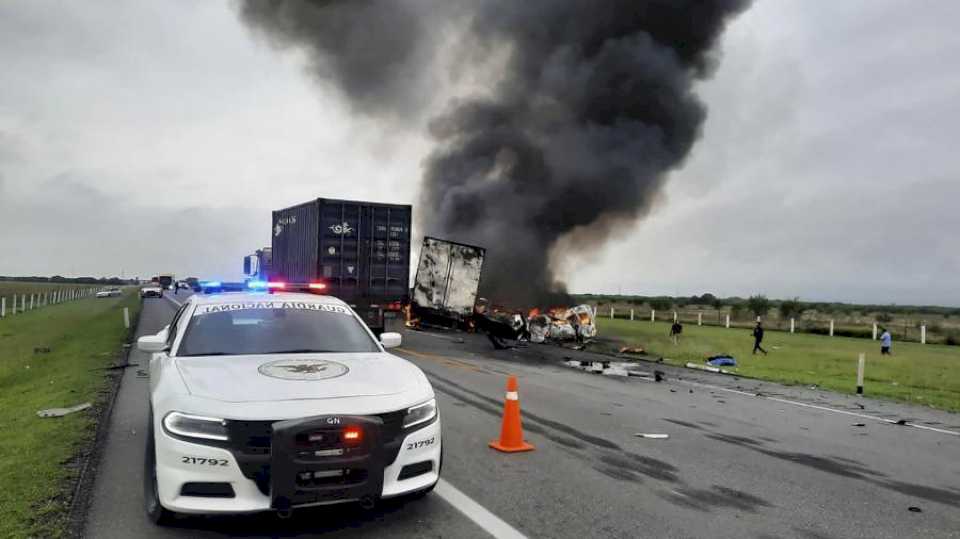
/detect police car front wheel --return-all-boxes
[144,411,176,525]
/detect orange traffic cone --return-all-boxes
[489,376,535,453]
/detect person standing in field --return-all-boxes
[752,321,768,355]
[880,327,893,355]
[670,320,683,345]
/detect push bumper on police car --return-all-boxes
[153,407,441,515]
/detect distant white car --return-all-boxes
[96,288,122,298]
[137,290,440,523]
[141,285,164,298]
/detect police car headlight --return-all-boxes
[163,412,229,442]
[403,399,437,429]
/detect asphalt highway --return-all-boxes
[83,294,960,538]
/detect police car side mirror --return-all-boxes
[138,334,169,353]
[380,332,402,349]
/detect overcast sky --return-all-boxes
[1,1,958,306]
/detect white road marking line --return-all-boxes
[675,379,960,437]
[434,479,528,539]
[164,295,182,308]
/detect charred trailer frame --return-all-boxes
[410,237,486,329]
[270,198,412,335]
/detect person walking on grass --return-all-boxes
[752,321,768,355]
[880,327,893,356]
[670,320,683,345]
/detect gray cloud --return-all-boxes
[572,0,960,306]
[0,174,267,279]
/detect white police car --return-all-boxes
[137,286,441,523]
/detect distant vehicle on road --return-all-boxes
[270,198,412,336]
[243,247,272,282]
[96,288,122,298]
[137,289,439,523]
[176,281,191,290]
[157,274,175,291]
[140,284,163,298]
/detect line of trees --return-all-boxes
[0,275,136,285]
[575,292,960,319]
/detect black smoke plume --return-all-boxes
[239,0,751,306]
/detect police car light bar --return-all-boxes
[243,281,326,293]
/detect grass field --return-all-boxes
[0,290,140,538]
[598,318,960,413]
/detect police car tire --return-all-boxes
[144,411,176,525]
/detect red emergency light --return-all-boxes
[308,282,327,291]
[342,426,362,443]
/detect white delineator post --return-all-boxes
[1,297,5,318]
[872,323,878,340]
[630,309,634,321]
[21,294,26,312]
[673,311,678,322]
[30,294,35,310]
[790,318,795,334]
[610,307,614,319]
[651,310,655,322]
[921,325,926,345]
[857,353,865,395]
[123,307,130,329]
[829,320,834,337]
[725,314,730,329]
[698,312,702,326]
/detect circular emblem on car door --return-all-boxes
[258,358,349,380]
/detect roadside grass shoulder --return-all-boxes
[0,291,140,538]
[598,318,960,413]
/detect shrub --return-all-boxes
[747,294,771,319]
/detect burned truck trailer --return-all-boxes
[270,198,412,335]
[411,237,485,328]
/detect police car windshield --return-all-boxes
[177,300,380,357]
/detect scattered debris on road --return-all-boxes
[634,433,669,439]
[851,423,866,427]
[37,402,92,418]
[527,304,598,344]
[908,506,922,513]
[654,370,665,382]
[619,346,646,355]
[685,362,735,375]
